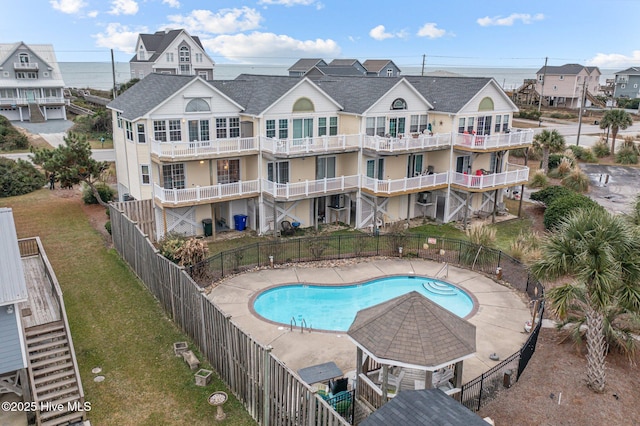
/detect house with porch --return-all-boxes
[107,71,532,239]
[613,67,640,99]
[534,64,601,108]
[0,42,67,122]
[129,29,215,81]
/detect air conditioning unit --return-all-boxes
[331,194,345,209]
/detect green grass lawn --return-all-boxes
[1,190,255,426]
[88,138,114,149]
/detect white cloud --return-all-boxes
[203,32,340,64]
[258,0,316,5]
[477,13,544,27]
[93,23,147,54]
[416,23,447,39]
[369,25,407,41]
[162,0,180,8]
[87,10,99,17]
[108,0,139,15]
[588,51,640,68]
[50,0,86,14]
[166,7,262,34]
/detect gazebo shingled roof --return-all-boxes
[347,291,476,369]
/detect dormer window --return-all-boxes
[138,45,145,60]
[180,46,190,63]
[559,75,564,80]
[19,53,29,64]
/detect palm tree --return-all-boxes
[532,129,566,174]
[599,109,633,154]
[531,207,640,392]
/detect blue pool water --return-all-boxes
[253,276,474,332]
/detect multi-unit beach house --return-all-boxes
[129,29,215,81]
[107,72,533,239]
[0,42,67,122]
[613,67,640,99]
[534,64,601,108]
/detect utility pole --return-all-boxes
[538,57,548,113]
[421,54,426,76]
[576,79,587,146]
[111,49,117,99]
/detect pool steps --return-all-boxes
[423,280,457,296]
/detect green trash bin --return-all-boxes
[202,219,213,237]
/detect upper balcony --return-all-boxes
[14,62,39,70]
[153,180,260,206]
[453,129,534,152]
[151,138,259,162]
[450,163,529,191]
[261,175,360,201]
[361,172,449,196]
[260,135,361,157]
[0,97,67,106]
[363,133,451,154]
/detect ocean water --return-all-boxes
[58,62,616,92]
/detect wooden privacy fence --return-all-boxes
[108,204,349,426]
[110,201,545,422]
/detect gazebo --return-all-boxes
[347,291,476,409]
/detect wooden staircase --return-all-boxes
[28,102,46,123]
[25,321,85,426]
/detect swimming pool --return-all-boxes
[252,276,474,332]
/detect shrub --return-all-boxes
[548,153,571,170]
[175,238,209,267]
[530,185,575,205]
[543,194,601,229]
[528,170,549,188]
[556,157,573,177]
[615,147,639,164]
[561,168,590,193]
[0,158,46,197]
[82,182,115,204]
[567,145,597,162]
[105,220,112,235]
[592,139,611,158]
[0,116,29,151]
[158,233,187,262]
[508,230,541,262]
[517,109,542,120]
[549,112,576,120]
[460,224,496,266]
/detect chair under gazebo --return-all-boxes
[347,291,476,409]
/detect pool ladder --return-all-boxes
[291,317,311,333]
[435,262,449,278]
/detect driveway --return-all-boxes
[581,163,640,214]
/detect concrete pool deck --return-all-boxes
[205,258,532,384]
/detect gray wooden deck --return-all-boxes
[17,256,61,329]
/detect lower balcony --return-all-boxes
[151,138,258,160]
[363,133,451,153]
[451,163,529,191]
[262,175,360,201]
[361,172,449,196]
[153,180,259,206]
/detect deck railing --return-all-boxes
[361,171,448,195]
[363,133,451,152]
[451,163,529,190]
[154,180,260,204]
[261,134,361,156]
[151,137,258,158]
[261,175,360,200]
[453,129,534,150]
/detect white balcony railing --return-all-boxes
[14,62,39,70]
[0,97,67,106]
[361,171,449,195]
[151,137,258,159]
[260,134,361,155]
[153,180,259,204]
[261,175,360,199]
[451,163,529,190]
[453,129,534,150]
[363,133,451,152]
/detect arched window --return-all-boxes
[185,98,210,112]
[478,97,494,111]
[292,97,315,112]
[391,98,407,110]
[179,46,190,62]
[18,53,29,64]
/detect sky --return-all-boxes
[3,0,640,70]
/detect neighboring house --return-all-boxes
[129,29,215,81]
[0,208,85,426]
[288,58,401,78]
[534,64,601,108]
[107,73,533,239]
[0,42,67,122]
[613,67,640,99]
[362,59,401,77]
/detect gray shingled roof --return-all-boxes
[405,75,493,113]
[312,76,403,114]
[329,59,361,67]
[536,63,600,76]
[348,291,476,368]
[130,30,205,63]
[361,388,488,426]
[615,67,640,75]
[107,73,195,120]
[309,66,365,77]
[288,58,326,72]
[211,74,318,116]
[362,59,396,73]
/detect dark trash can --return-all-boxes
[233,214,248,231]
[202,219,213,237]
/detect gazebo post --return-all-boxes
[381,365,389,398]
[454,361,464,388]
[424,370,434,389]
[356,348,363,394]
